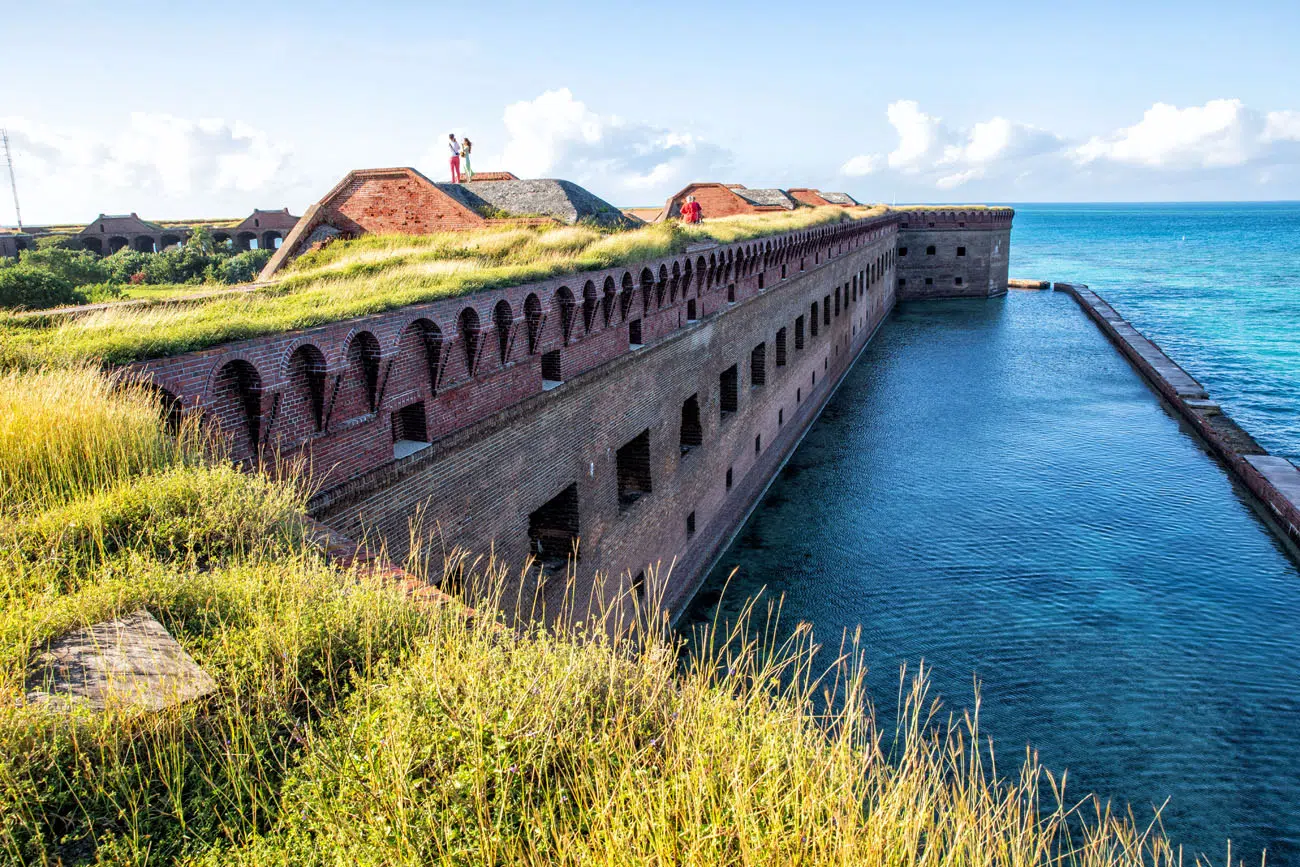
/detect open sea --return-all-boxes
[681,203,1300,863]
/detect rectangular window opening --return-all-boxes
[687,299,698,322]
[758,273,765,290]
[727,283,736,303]
[955,276,964,286]
[541,349,563,388]
[957,246,966,257]
[795,316,805,350]
[823,296,831,327]
[750,342,766,388]
[755,434,761,454]
[528,483,580,570]
[616,429,652,511]
[680,394,703,455]
[810,304,819,338]
[899,246,908,257]
[686,511,696,537]
[776,327,788,367]
[926,245,936,255]
[720,365,738,418]
[629,319,643,348]
[778,408,784,426]
[725,467,733,491]
[392,401,430,460]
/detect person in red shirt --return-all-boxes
[681,195,702,224]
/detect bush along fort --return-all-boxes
[111,166,1012,618]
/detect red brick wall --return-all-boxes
[667,184,765,220]
[788,189,830,207]
[129,209,1013,618]
[325,169,484,235]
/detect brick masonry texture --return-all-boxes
[130,208,1013,618]
[894,209,1013,300]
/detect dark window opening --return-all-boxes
[797,388,802,403]
[955,276,964,286]
[925,277,934,286]
[781,263,787,279]
[616,429,652,511]
[629,319,643,347]
[632,570,646,602]
[541,349,563,387]
[725,467,733,491]
[758,273,765,290]
[957,246,966,257]
[810,303,819,338]
[926,245,936,255]
[720,365,738,418]
[727,283,736,303]
[754,434,761,454]
[392,402,430,459]
[834,288,841,317]
[823,296,831,326]
[778,408,784,426]
[687,299,698,321]
[899,278,907,288]
[529,484,580,570]
[750,342,766,387]
[899,246,907,257]
[776,327,788,367]
[680,394,703,455]
[686,512,696,537]
[795,316,805,350]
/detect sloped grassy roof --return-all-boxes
[0,206,887,368]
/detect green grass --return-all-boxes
[0,207,883,368]
[0,365,1206,865]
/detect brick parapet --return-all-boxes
[130,214,901,492]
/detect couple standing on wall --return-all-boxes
[448,133,474,183]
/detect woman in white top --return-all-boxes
[461,138,474,182]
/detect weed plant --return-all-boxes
[0,366,1208,866]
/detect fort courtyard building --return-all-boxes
[0,208,301,257]
[124,168,1012,620]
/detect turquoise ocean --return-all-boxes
[683,203,1300,863]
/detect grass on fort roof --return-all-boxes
[0,361,1192,865]
[0,206,885,368]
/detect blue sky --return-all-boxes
[4,0,1300,223]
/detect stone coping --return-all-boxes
[1058,282,1300,549]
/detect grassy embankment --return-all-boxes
[0,360,1198,865]
[0,206,883,369]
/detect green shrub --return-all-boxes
[0,265,85,310]
[103,248,152,284]
[33,235,87,252]
[216,249,273,284]
[19,245,112,287]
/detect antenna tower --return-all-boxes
[1,129,22,231]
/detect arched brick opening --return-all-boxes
[236,232,257,251]
[696,256,707,291]
[211,359,263,461]
[160,233,182,250]
[132,235,155,253]
[554,288,575,343]
[150,385,184,436]
[640,268,654,312]
[656,265,669,308]
[287,343,328,434]
[261,231,283,251]
[83,237,103,255]
[524,293,543,354]
[670,262,681,303]
[351,331,383,412]
[601,277,616,326]
[213,232,233,249]
[458,308,481,374]
[398,318,444,393]
[108,236,129,254]
[494,299,514,363]
[582,281,599,333]
[618,274,635,320]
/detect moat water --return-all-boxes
[681,286,1300,861]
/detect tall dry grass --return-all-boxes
[0,365,1233,866]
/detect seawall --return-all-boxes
[124,207,1013,620]
[1058,283,1300,548]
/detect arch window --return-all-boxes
[494,299,514,363]
[212,359,262,460]
[524,293,543,354]
[458,308,481,375]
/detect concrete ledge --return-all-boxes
[1059,283,1300,549]
[1008,278,1050,290]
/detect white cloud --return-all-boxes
[839,154,880,176]
[1,112,295,224]
[1073,99,1265,168]
[841,97,1300,194]
[442,88,732,202]
[842,100,1063,190]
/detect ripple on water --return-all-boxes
[681,290,1300,862]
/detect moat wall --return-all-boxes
[128,208,1011,617]
[895,209,1012,300]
